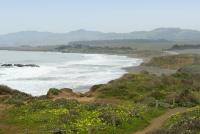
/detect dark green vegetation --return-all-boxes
[0,39,173,53]
[144,54,200,69]
[0,85,166,134]
[0,54,200,134]
[2,99,164,134]
[178,64,200,74]
[0,86,165,134]
[56,44,135,54]
[47,88,61,96]
[167,44,200,55]
[149,106,200,134]
[94,70,200,107]
[67,39,173,51]
[169,44,200,50]
[0,85,31,106]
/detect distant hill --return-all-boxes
[0,28,200,46]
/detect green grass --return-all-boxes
[115,108,166,134]
[1,99,166,134]
[95,71,200,107]
[144,54,200,69]
[150,106,200,134]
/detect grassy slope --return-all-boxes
[94,71,200,106]
[0,98,166,134]
[143,54,200,69]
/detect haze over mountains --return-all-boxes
[0,28,200,46]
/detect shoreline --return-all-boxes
[0,49,145,97]
[0,48,178,97]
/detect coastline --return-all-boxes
[0,49,145,97]
[0,48,178,97]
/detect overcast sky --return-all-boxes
[0,0,199,34]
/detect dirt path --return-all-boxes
[49,88,95,103]
[133,107,187,134]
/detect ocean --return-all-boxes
[0,50,142,96]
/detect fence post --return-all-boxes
[112,116,116,134]
[24,128,28,134]
[88,126,92,134]
[156,100,159,108]
[172,97,175,107]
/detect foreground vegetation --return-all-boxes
[0,87,166,134]
[93,70,200,107]
[1,99,165,134]
[149,106,200,134]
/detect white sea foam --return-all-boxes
[0,50,143,96]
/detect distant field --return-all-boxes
[143,54,200,69]
[175,49,200,54]
[168,44,200,54]
[68,39,174,51]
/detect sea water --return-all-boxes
[0,50,143,96]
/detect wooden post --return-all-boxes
[24,129,28,134]
[112,116,116,134]
[173,97,175,106]
[156,100,159,108]
[88,126,92,134]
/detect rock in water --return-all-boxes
[1,64,39,67]
[25,64,40,67]
[1,64,13,67]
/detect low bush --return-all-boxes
[149,106,200,134]
[47,88,61,96]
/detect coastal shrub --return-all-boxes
[84,103,104,111]
[144,54,197,69]
[150,106,200,134]
[149,91,165,100]
[98,85,130,99]
[90,84,104,92]
[4,98,167,134]
[175,89,199,107]
[47,88,61,96]
[0,95,8,102]
[141,97,157,107]
[5,95,25,106]
[93,70,200,107]
[0,85,31,105]
[99,111,122,126]
[59,109,80,124]
[0,129,3,134]
[28,99,80,111]
[54,99,80,109]
[0,85,30,97]
[3,93,32,106]
[0,85,13,95]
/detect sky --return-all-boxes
[0,0,200,34]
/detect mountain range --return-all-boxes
[0,28,200,46]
